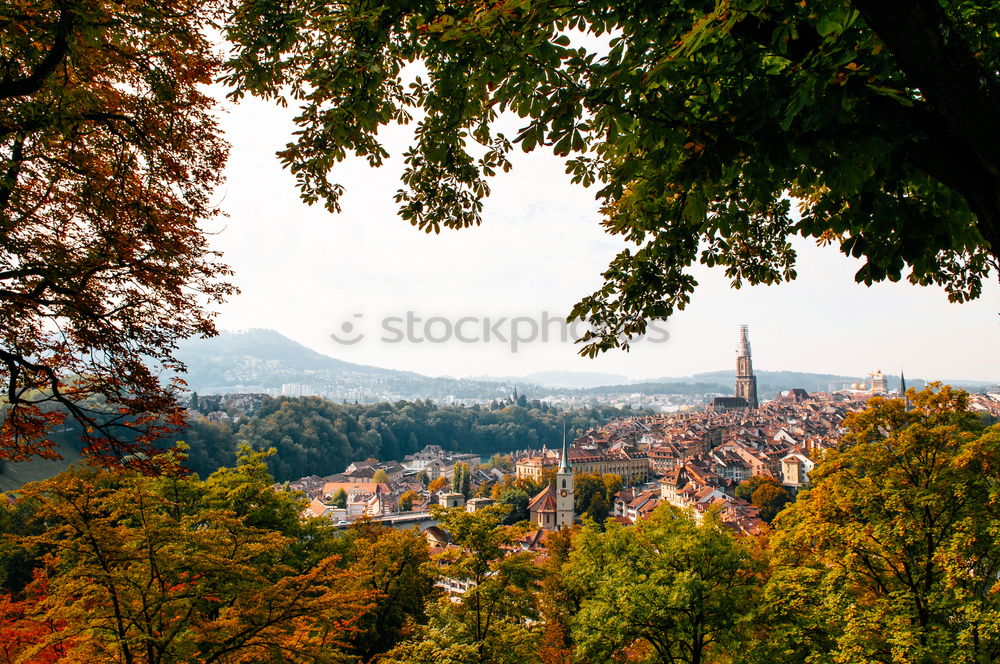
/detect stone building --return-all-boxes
[528,435,575,530]
[735,324,759,409]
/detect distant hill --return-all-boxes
[681,370,926,397]
[176,328,413,382]
[523,370,630,389]
[173,329,532,400]
[172,330,741,401]
[173,329,981,403]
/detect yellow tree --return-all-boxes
[7,465,370,664]
[398,490,420,512]
[768,385,1000,664]
[427,477,449,494]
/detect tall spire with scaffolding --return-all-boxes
[735,325,759,408]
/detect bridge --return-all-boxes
[331,511,437,530]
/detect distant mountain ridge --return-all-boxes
[523,370,630,389]
[174,329,531,400]
[175,329,988,402]
[176,329,417,385]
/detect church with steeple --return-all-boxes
[735,324,759,409]
[528,425,575,530]
[707,325,760,413]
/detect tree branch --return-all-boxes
[0,6,73,101]
[852,0,1000,253]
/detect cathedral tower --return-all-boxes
[735,325,759,409]
[555,420,574,528]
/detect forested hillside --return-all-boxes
[174,397,641,481]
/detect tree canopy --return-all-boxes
[225,0,1000,355]
[385,504,543,664]
[1,385,995,664]
[0,448,371,664]
[764,385,1000,663]
[0,0,234,464]
[174,397,636,481]
[566,507,761,663]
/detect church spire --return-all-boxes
[735,324,759,409]
[554,414,574,529]
[737,324,751,356]
[558,415,570,473]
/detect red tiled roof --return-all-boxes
[528,486,557,513]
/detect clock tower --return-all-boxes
[555,424,574,528]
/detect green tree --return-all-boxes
[201,445,346,568]
[768,385,1000,663]
[572,472,620,522]
[386,505,543,664]
[734,474,793,523]
[585,492,610,524]
[373,469,391,484]
[734,474,779,501]
[602,473,623,500]
[0,492,43,594]
[343,522,435,661]
[535,527,575,664]
[750,482,792,523]
[225,0,1000,355]
[572,473,604,516]
[330,488,348,509]
[171,398,639,481]
[566,506,761,664]
[485,454,512,471]
[451,462,471,497]
[496,488,530,525]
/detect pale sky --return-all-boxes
[205,94,1000,384]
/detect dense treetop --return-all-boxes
[177,396,641,481]
[0,0,234,464]
[224,0,1000,355]
[0,386,998,663]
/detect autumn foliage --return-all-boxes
[0,0,234,467]
[0,451,379,664]
[0,570,69,664]
[0,387,998,664]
